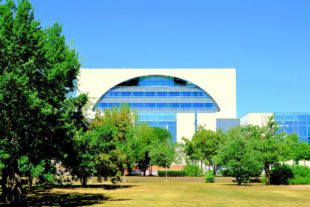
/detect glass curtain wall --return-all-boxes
[94,75,220,142]
[275,112,310,143]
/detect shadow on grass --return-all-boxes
[56,184,135,190]
[26,192,111,206]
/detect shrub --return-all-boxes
[184,164,203,177]
[204,170,215,183]
[289,165,310,184]
[157,170,185,177]
[220,169,232,176]
[270,163,293,185]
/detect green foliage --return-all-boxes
[65,104,136,185]
[184,164,204,177]
[289,165,310,184]
[0,0,87,203]
[135,124,175,176]
[204,170,215,183]
[251,116,285,185]
[157,170,185,177]
[183,126,226,174]
[270,163,293,185]
[216,126,263,185]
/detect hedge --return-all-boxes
[157,170,185,177]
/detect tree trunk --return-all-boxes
[264,165,270,185]
[80,176,88,187]
[236,177,241,185]
[1,168,25,205]
[143,170,146,176]
[28,176,33,188]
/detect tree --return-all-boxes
[251,116,286,185]
[65,105,137,186]
[0,0,86,204]
[149,130,175,181]
[216,126,262,185]
[190,126,226,175]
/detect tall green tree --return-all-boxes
[251,116,286,185]
[0,0,86,204]
[190,126,226,175]
[65,105,137,186]
[217,126,263,185]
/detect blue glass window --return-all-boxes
[121,92,131,96]
[157,92,167,96]
[157,103,168,107]
[108,103,120,107]
[181,103,191,108]
[182,92,191,96]
[192,92,198,96]
[169,92,179,96]
[99,103,107,107]
[206,103,214,108]
[169,103,179,108]
[145,92,155,96]
[114,92,120,96]
[133,103,143,107]
[133,92,143,96]
[193,103,203,107]
[145,103,156,107]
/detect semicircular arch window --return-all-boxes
[94,75,220,113]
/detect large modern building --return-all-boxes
[78,68,309,144]
[78,68,238,142]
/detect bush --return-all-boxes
[157,170,185,177]
[270,163,293,185]
[184,164,203,177]
[204,170,215,183]
[220,169,232,176]
[289,165,310,184]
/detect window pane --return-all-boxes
[169,103,179,108]
[133,92,143,96]
[193,103,203,107]
[145,92,155,96]
[182,92,191,96]
[157,103,168,107]
[169,92,179,96]
[114,92,120,96]
[181,103,191,108]
[206,103,214,108]
[145,103,156,107]
[121,92,131,96]
[133,103,143,107]
[192,92,198,96]
[99,103,107,107]
[157,92,167,96]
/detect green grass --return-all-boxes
[2,177,310,206]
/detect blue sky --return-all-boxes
[31,0,310,117]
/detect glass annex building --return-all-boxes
[78,68,237,142]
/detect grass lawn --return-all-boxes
[2,176,310,206]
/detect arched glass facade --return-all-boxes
[93,75,220,142]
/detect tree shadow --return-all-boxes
[26,192,111,206]
[56,184,135,190]
[22,184,133,206]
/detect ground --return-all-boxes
[2,177,310,206]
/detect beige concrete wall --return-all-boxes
[176,113,195,142]
[77,68,236,119]
[240,113,274,127]
[197,113,217,131]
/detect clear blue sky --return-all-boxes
[30,0,310,118]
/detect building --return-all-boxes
[78,68,310,144]
[77,68,237,142]
[241,112,310,143]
